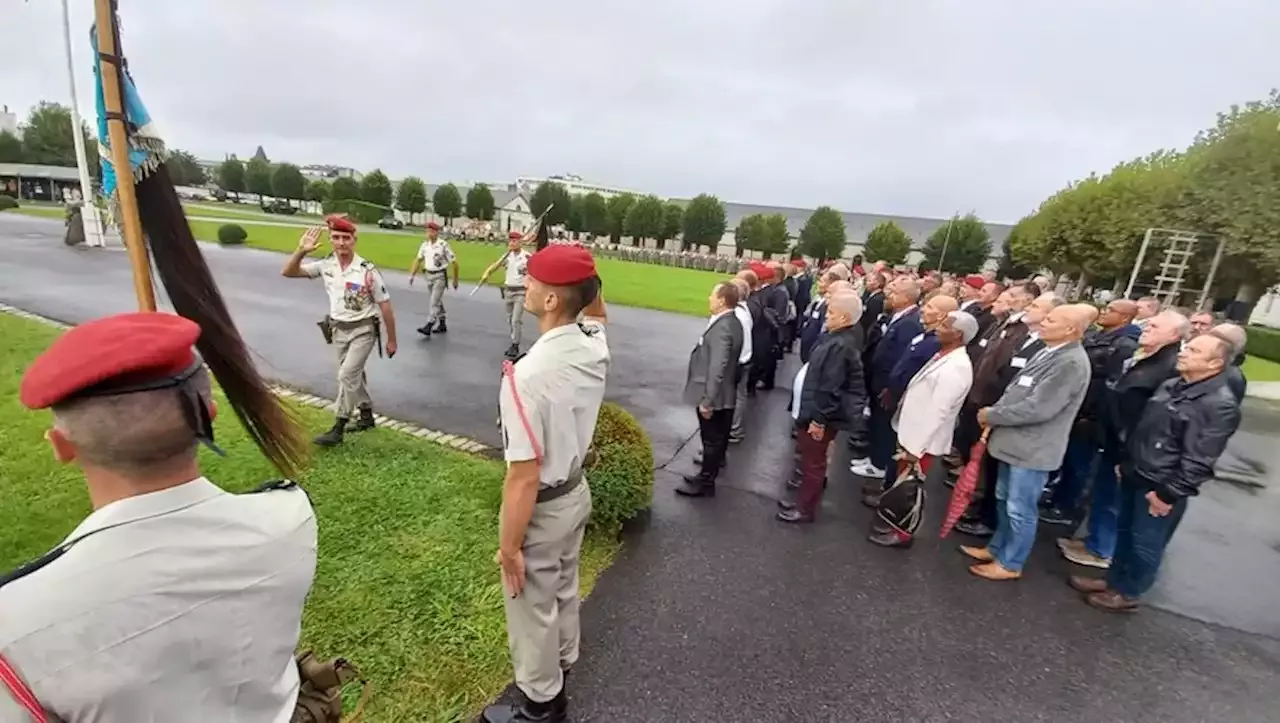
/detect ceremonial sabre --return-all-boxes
[474,203,556,295]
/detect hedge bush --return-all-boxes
[0,195,18,210]
[1246,325,1280,363]
[586,402,654,534]
[217,223,248,245]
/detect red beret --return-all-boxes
[20,312,201,410]
[527,244,597,286]
[964,274,985,290]
[426,221,441,231]
[509,230,524,240]
[791,258,807,268]
[325,215,356,234]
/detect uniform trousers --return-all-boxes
[504,288,527,346]
[333,322,376,418]
[506,483,592,703]
[425,272,448,324]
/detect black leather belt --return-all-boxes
[536,471,583,504]
[331,317,376,330]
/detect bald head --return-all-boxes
[1039,303,1096,344]
[1099,299,1139,330]
[888,278,922,311]
[826,290,863,331]
[827,263,851,281]
[921,293,958,329]
[827,280,854,297]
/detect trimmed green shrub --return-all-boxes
[1246,325,1280,363]
[0,195,18,210]
[586,402,654,533]
[217,223,248,245]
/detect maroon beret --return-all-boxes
[964,274,985,290]
[426,221,441,231]
[21,312,201,410]
[325,215,356,234]
[527,244,597,286]
[509,230,524,240]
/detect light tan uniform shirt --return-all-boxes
[0,478,317,723]
[301,253,390,323]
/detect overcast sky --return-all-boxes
[4,1,1277,223]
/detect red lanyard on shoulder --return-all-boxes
[0,653,47,722]
[502,360,544,463]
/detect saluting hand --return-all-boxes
[496,549,526,598]
[298,226,322,253]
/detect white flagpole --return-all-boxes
[61,0,106,247]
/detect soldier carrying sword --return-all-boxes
[480,229,535,359]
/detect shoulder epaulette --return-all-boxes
[250,479,300,493]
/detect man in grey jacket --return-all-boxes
[677,282,745,498]
[963,304,1096,581]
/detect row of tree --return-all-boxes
[0,102,100,176]
[1005,89,1280,300]
[526,185,729,250]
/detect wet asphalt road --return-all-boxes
[3,215,1278,722]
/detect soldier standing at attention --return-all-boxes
[0,312,317,721]
[282,216,398,446]
[409,220,460,337]
[482,230,534,359]
[483,244,610,723]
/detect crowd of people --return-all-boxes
[681,257,1249,613]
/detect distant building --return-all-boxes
[0,163,88,203]
[0,106,17,137]
[676,199,1011,270]
[515,174,639,200]
[300,164,361,183]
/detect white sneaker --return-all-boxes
[850,457,870,468]
[850,460,885,478]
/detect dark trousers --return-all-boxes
[750,348,778,389]
[868,399,896,475]
[1106,477,1188,599]
[795,421,837,517]
[954,401,982,464]
[975,450,1000,528]
[1050,434,1099,516]
[696,408,735,480]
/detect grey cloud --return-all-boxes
[4,0,1277,222]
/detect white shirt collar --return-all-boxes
[67,477,223,544]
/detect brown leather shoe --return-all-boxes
[969,562,1021,581]
[1069,575,1107,594]
[1086,590,1140,613]
[959,545,994,563]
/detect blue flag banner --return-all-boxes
[90,22,166,226]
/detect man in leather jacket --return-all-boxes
[778,290,867,523]
[1070,332,1242,612]
[1059,310,1188,569]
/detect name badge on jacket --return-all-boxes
[910,333,925,346]
[1017,375,1034,388]
[978,338,989,348]
[1011,356,1028,369]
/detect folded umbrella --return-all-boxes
[940,429,990,538]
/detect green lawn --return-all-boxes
[1243,354,1280,382]
[184,201,323,222]
[1,206,64,219]
[0,312,618,722]
[188,219,723,317]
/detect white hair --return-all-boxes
[1211,322,1247,356]
[828,290,863,323]
[948,310,980,344]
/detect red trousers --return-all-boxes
[795,422,837,517]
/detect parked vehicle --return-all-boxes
[260,199,297,215]
[377,215,404,230]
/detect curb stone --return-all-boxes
[0,303,494,456]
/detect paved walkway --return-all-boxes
[3,214,1278,722]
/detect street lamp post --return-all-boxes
[60,0,106,247]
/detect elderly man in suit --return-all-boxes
[870,310,978,547]
[677,281,745,498]
[777,290,867,523]
[852,278,923,480]
[963,304,1096,581]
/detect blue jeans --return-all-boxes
[1085,461,1120,559]
[1050,435,1098,517]
[988,462,1051,572]
[1105,479,1188,599]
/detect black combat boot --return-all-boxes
[416,323,432,337]
[482,687,568,723]
[350,407,375,432]
[313,418,347,447]
[436,318,448,334]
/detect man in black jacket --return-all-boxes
[749,264,790,391]
[860,272,887,336]
[778,290,867,523]
[1059,310,1188,569]
[1040,299,1140,526]
[1071,332,1242,612]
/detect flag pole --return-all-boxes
[93,0,156,311]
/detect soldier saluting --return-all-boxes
[282,215,398,446]
[483,244,609,723]
[0,312,317,722]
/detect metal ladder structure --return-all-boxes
[1124,228,1226,308]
